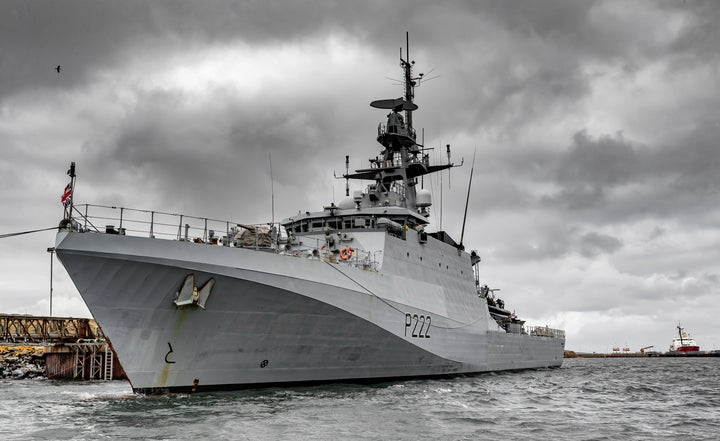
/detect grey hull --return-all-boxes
[56,231,564,393]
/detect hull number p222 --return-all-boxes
[405,313,431,338]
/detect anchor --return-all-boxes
[173,274,214,309]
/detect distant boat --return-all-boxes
[669,325,700,352]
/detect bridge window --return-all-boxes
[326,218,341,230]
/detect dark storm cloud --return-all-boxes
[1,1,147,96]
[659,120,720,201]
[0,0,348,99]
[75,87,335,213]
[475,116,720,227]
[3,0,717,224]
[562,123,720,223]
[419,0,720,143]
[558,131,638,188]
[664,0,720,62]
[546,130,640,210]
[0,0,597,110]
[0,0,455,100]
[578,232,622,258]
[496,227,623,261]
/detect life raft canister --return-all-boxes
[340,247,354,260]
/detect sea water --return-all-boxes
[1,357,718,440]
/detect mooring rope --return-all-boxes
[0,226,57,239]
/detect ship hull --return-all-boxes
[56,231,564,393]
[674,346,700,352]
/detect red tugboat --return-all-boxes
[669,325,700,352]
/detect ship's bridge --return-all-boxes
[370,98,419,151]
[281,206,428,236]
[377,112,417,150]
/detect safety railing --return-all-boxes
[526,325,565,339]
[69,203,280,248]
[377,122,417,141]
[275,236,381,272]
[65,204,382,271]
[330,248,382,272]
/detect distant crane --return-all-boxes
[640,345,654,353]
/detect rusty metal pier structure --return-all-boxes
[0,314,123,380]
[0,314,101,343]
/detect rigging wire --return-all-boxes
[323,260,486,330]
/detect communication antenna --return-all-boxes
[421,129,425,189]
[459,146,477,249]
[269,152,275,227]
[446,144,451,189]
[439,167,443,231]
[345,155,350,197]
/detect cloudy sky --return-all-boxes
[1,0,719,353]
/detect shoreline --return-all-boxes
[564,350,720,358]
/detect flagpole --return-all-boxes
[47,247,54,317]
[67,162,76,219]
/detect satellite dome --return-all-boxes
[337,197,355,210]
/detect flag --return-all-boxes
[61,183,72,207]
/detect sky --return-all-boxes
[1,0,719,353]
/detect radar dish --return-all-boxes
[370,97,418,111]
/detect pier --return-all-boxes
[0,314,124,380]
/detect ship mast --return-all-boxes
[401,32,415,130]
[344,33,457,215]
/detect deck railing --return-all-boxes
[66,204,383,270]
[526,325,565,339]
[70,203,278,246]
[377,122,417,142]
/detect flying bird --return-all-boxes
[55,65,61,74]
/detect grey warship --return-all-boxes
[55,37,565,394]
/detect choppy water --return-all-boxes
[1,357,718,440]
